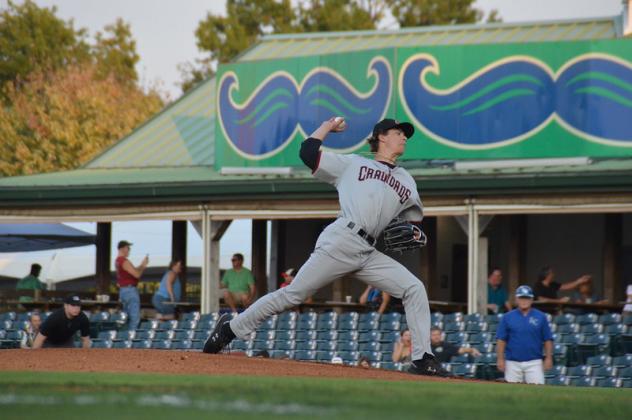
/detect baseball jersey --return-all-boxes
[496,308,553,362]
[314,151,423,238]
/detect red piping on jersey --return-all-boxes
[312,151,322,174]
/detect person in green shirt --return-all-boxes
[16,263,46,302]
[487,267,511,314]
[221,253,255,312]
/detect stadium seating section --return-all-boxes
[1,309,631,388]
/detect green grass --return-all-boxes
[0,371,630,420]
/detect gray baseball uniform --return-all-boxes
[229,147,432,360]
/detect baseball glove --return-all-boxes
[383,218,427,253]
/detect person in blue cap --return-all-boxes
[496,285,553,384]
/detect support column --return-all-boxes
[95,222,111,295]
[201,215,231,314]
[467,202,484,314]
[477,237,488,314]
[603,214,623,303]
[252,220,268,297]
[420,217,437,298]
[508,215,527,296]
[171,221,187,299]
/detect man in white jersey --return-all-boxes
[204,117,449,376]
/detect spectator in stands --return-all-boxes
[279,268,312,304]
[572,279,607,305]
[358,355,371,369]
[392,329,412,367]
[152,260,183,320]
[533,266,590,303]
[116,240,148,331]
[430,326,481,363]
[359,285,391,314]
[32,295,91,348]
[487,267,511,314]
[624,283,632,315]
[496,285,553,385]
[20,312,42,349]
[221,253,255,312]
[16,263,46,302]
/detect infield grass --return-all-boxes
[0,371,630,420]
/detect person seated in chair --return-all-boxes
[430,326,481,363]
[359,285,390,314]
[221,253,255,312]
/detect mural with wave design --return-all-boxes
[218,57,391,159]
[400,53,632,149]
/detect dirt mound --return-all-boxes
[0,349,455,382]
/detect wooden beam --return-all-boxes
[95,222,111,295]
[251,220,268,297]
[603,214,623,303]
[171,221,187,299]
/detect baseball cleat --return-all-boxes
[408,355,451,377]
[203,313,234,354]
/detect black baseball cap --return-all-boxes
[372,118,415,139]
[117,240,132,249]
[64,295,82,306]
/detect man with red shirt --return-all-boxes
[116,240,148,330]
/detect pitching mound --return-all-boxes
[0,349,460,382]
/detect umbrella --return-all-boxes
[0,224,96,253]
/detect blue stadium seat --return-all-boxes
[450,354,471,364]
[316,319,337,330]
[338,351,360,363]
[484,314,501,325]
[566,365,591,378]
[468,332,492,344]
[451,363,476,378]
[580,324,603,336]
[96,330,116,341]
[92,340,112,349]
[109,312,128,324]
[295,340,317,351]
[294,350,317,361]
[442,313,463,323]
[275,318,297,331]
[623,379,632,388]
[358,320,380,331]
[586,354,611,367]
[252,340,274,351]
[431,312,443,324]
[139,320,159,330]
[621,334,632,353]
[546,375,568,386]
[133,330,155,341]
[617,366,632,379]
[151,340,172,350]
[553,313,575,325]
[445,332,467,345]
[364,351,382,363]
[274,340,295,351]
[337,318,358,331]
[231,339,250,351]
[591,366,617,379]
[132,339,152,349]
[599,313,621,326]
[297,320,317,330]
[269,350,293,359]
[173,330,194,341]
[471,343,493,354]
[257,318,276,331]
[154,330,174,340]
[358,331,381,342]
[112,340,132,349]
[90,312,109,322]
[316,351,336,362]
[443,321,464,333]
[298,312,318,323]
[358,341,380,352]
[172,340,193,350]
[569,377,595,387]
[2,320,13,330]
[464,313,483,323]
[381,312,402,323]
[555,323,579,334]
[317,330,338,341]
[622,314,632,326]
[557,333,582,345]
[295,330,317,341]
[596,378,621,388]
[180,312,200,322]
[336,340,358,352]
[544,365,566,378]
[379,320,401,331]
[175,320,197,331]
[359,312,380,323]
[274,330,295,341]
[193,330,210,341]
[553,343,568,365]
[576,313,599,325]
[319,312,337,323]
[254,330,275,341]
[605,324,627,337]
[380,331,401,343]
[380,362,398,371]
[278,311,298,324]
[339,312,359,322]
[612,354,632,368]
[316,341,336,351]
[337,330,358,341]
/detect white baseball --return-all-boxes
[334,117,347,130]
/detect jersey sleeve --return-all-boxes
[39,317,53,337]
[496,316,508,341]
[80,314,90,337]
[541,315,553,341]
[313,151,353,186]
[397,189,423,222]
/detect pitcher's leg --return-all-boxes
[354,252,431,360]
[229,249,352,339]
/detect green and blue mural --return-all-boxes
[215,39,632,168]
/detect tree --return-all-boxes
[297,0,385,32]
[387,0,501,27]
[93,18,140,84]
[0,63,163,177]
[0,0,89,90]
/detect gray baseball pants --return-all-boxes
[229,218,432,360]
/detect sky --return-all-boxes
[0,0,626,277]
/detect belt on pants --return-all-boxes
[346,221,377,247]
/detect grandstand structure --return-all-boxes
[1,7,632,314]
[1,309,632,387]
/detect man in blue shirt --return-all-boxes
[496,285,553,384]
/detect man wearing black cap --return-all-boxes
[116,240,148,331]
[204,117,448,377]
[32,295,91,348]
